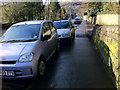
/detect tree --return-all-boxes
[49,1,61,21]
[88,2,119,16]
[2,0,67,23]
[2,1,44,23]
[87,2,119,24]
[60,7,66,20]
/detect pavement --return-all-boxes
[2,20,115,89]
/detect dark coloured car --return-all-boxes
[74,18,82,24]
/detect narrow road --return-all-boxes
[2,21,114,89]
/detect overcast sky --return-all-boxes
[0,0,118,3]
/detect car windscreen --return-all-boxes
[0,24,41,42]
[75,18,80,20]
[54,21,70,29]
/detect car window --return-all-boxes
[75,18,80,20]
[54,21,70,29]
[49,22,55,33]
[42,22,51,37]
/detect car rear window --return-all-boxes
[54,21,70,29]
[75,18,80,20]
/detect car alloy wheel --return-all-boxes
[56,42,60,55]
[38,60,45,76]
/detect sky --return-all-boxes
[0,0,118,3]
[42,0,118,3]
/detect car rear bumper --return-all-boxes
[59,37,72,43]
[74,21,81,24]
[58,35,71,39]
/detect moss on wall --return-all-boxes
[92,25,119,89]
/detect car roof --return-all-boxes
[12,20,52,26]
[75,18,80,19]
[75,17,81,19]
[54,20,69,22]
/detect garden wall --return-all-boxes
[92,25,120,89]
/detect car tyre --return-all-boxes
[69,34,74,44]
[73,33,75,42]
[37,58,46,78]
[55,41,60,56]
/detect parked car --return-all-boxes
[68,18,72,20]
[0,20,59,78]
[54,20,75,42]
[74,18,82,24]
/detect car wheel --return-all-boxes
[69,34,74,44]
[73,33,75,42]
[37,58,46,78]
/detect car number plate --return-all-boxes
[0,71,15,76]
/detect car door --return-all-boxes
[49,22,58,51]
[41,22,53,60]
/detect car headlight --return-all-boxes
[62,33,71,37]
[19,53,33,63]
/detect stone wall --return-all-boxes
[87,14,119,25]
[92,25,119,89]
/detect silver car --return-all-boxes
[0,20,59,78]
[74,18,82,24]
[54,20,75,42]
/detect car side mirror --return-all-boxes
[42,35,51,41]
